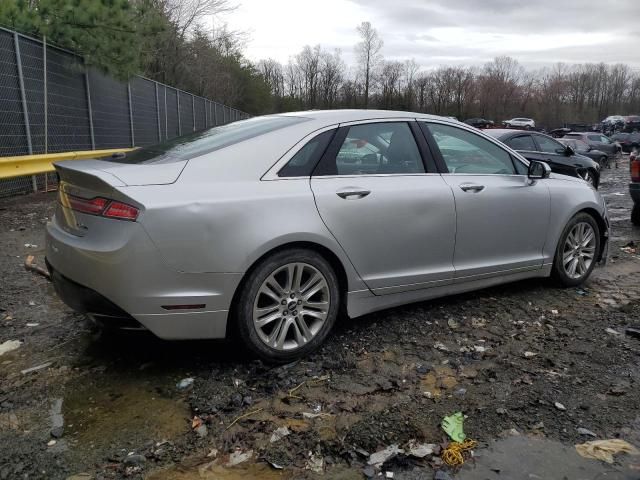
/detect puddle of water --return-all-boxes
[147,462,290,480]
[63,375,189,455]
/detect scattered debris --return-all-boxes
[434,342,449,352]
[225,449,254,467]
[47,440,56,447]
[194,424,208,438]
[575,439,640,464]
[0,340,21,356]
[50,398,64,438]
[407,441,437,458]
[576,428,597,437]
[123,454,146,467]
[442,412,466,442]
[302,412,332,419]
[447,318,459,329]
[26,323,39,327]
[442,439,477,467]
[523,351,538,358]
[605,327,622,335]
[554,402,566,411]
[176,377,194,390]
[24,255,50,279]
[225,408,263,431]
[21,361,53,375]
[368,445,404,466]
[305,451,324,473]
[626,326,640,339]
[551,309,559,315]
[269,426,291,443]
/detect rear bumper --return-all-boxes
[630,183,640,205]
[46,213,242,339]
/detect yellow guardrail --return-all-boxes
[0,149,135,180]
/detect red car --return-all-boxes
[631,149,640,224]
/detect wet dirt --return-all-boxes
[1,157,640,479]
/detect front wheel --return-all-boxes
[234,248,340,363]
[552,213,600,287]
[579,168,598,188]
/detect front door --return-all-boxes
[423,122,550,280]
[311,120,457,294]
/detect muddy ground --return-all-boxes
[1,157,640,480]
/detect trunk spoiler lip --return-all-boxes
[53,158,189,187]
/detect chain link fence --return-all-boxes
[0,27,249,198]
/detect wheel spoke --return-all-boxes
[577,256,587,275]
[255,310,282,328]
[568,257,579,277]
[294,316,312,343]
[301,308,328,320]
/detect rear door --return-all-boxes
[422,121,549,280]
[588,134,616,155]
[310,120,457,294]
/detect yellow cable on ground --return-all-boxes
[442,439,478,467]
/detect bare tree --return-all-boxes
[355,21,383,108]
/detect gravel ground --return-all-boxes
[1,157,639,480]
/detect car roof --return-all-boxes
[275,109,449,124]
[483,128,533,138]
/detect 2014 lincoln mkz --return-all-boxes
[46,110,609,362]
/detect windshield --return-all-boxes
[106,115,308,164]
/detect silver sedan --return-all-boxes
[46,110,609,362]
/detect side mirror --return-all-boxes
[528,160,551,179]
[564,145,574,156]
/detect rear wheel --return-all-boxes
[599,156,608,169]
[552,213,600,287]
[234,248,340,363]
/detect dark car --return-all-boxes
[611,132,640,153]
[464,118,494,129]
[557,138,610,168]
[623,115,640,133]
[485,129,601,188]
[563,132,620,157]
[630,150,640,225]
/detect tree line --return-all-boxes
[1,2,639,128]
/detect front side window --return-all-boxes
[535,135,565,154]
[426,123,516,175]
[506,135,536,151]
[323,122,424,176]
[599,135,611,144]
[588,135,602,142]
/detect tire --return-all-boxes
[552,213,600,287]
[234,248,340,363]
[580,168,598,189]
[632,204,640,226]
[599,156,608,169]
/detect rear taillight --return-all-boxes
[103,201,140,221]
[631,156,640,182]
[65,194,139,221]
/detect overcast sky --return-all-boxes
[220,0,640,70]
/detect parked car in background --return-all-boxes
[503,118,535,129]
[563,132,621,157]
[46,110,609,362]
[602,115,626,134]
[557,138,610,168]
[464,118,494,128]
[630,149,640,225]
[623,115,640,132]
[610,132,640,153]
[485,129,601,187]
[549,127,572,138]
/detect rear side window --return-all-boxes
[278,129,336,177]
[107,116,308,164]
[315,122,425,176]
[506,135,536,151]
[588,135,601,142]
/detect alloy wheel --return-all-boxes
[580,170,595,186]
[562,222,596,280]
[252,262,330,351]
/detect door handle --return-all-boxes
[459,183,485,192]
[336,188,371,199]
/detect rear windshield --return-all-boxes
[106,115,308,164]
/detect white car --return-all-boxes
[504,117,535,129]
